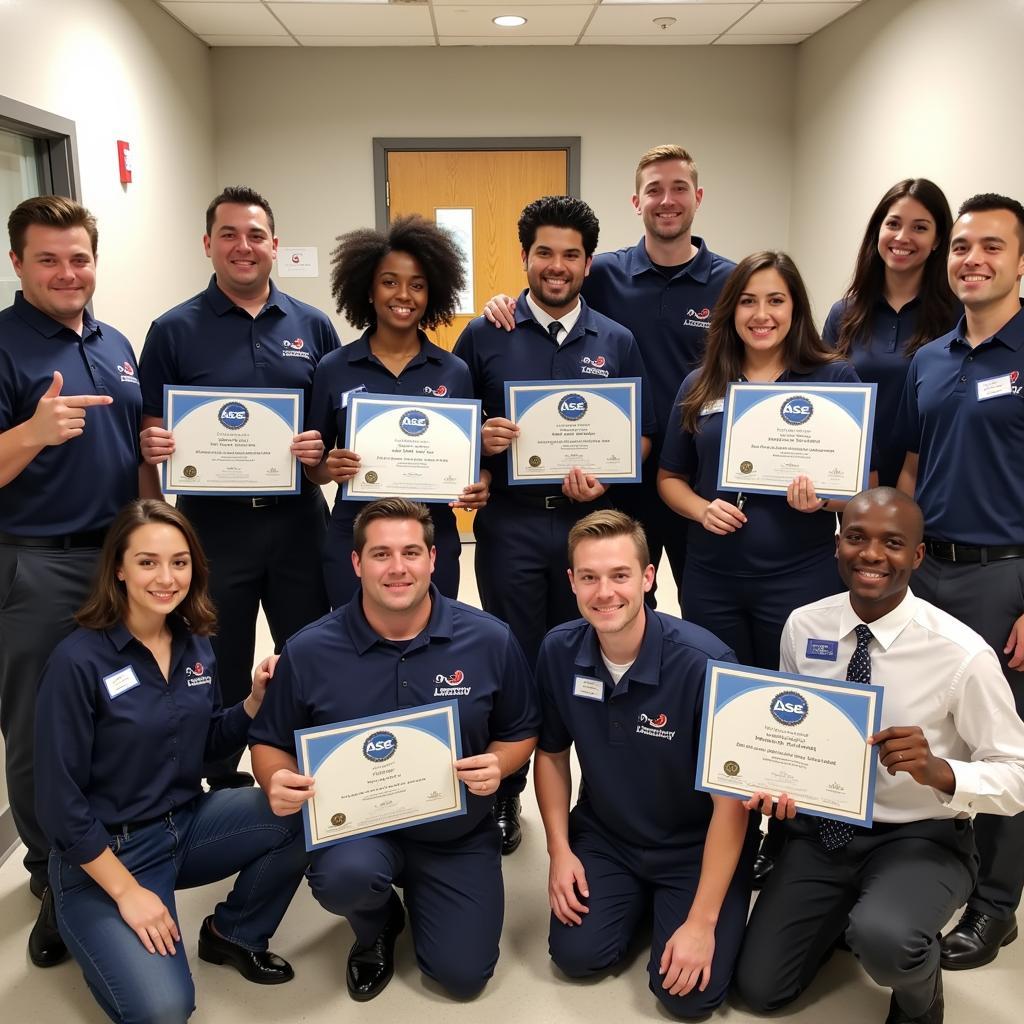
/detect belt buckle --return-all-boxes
[251,496,274,509]
[544,495,561,510]
[947,542,958,563]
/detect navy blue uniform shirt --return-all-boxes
[249,586,539,842]
[139,276,340,494]
[900,306,1024,546]
[583,237,735,439]
[824,297,959,486]
[454,292,655,493]
[308,329,473,531]
[35,622,251,866]
[660,361,861,576]
[537,608,735,849]
[0,293,142,535]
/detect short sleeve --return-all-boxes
[139,320,177,418]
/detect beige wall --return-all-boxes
[791,0,1024,317]
[0,0,216,349]
[210,44,796,336]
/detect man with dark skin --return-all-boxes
[735,487,1024,1024]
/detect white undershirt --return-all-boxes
[525,292,582,345]
[601,652,635,685]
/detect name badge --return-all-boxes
[805,638,838,662]
[103,666,141,699]
[341,385,368,409]
[976,374,1012,401]
[699,398,724,417]
[573,675,605,701]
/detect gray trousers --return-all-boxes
[0,544,99,885]
[913,554,1024,919]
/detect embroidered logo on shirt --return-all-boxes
[185,661,212,687]
[683,307,712,330]
[423,384,449,397]
[434,669,471,696]
[636,712,676,740]
[1013,370,1023,396]
[116,360,141,385]
[580,355,610,378]
[282,338,311,359]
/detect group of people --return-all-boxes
[0,141,1022,1024]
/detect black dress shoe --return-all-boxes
[493,795,522,856]
[29,874,47,901]
[346,896,406,1002]
[940,908,1017,970]
[885,971,944,1023]
[206,770,255,791]
[198,917,294,984]
[28,887,68,968]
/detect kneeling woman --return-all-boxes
[34,499,307,1023]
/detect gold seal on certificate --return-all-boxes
[505,378,643,484]
[696,662,883,826]
[162,386,303,496]
[718,382,877,499]
[295,701,467,850]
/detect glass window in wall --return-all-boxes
[0,128,44,309]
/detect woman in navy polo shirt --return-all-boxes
[308,215,488,608]
[34,500,306,1023]
[657,251,860,670]
[823,178,958,485]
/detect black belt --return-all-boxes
[924,538,1024,564]
[181,494,297,509]
[498,491,571,511]
[106,810,173,835]
[0,528,106,549]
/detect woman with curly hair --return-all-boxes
[307,215,488,607]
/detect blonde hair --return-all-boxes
[634,145,698,193]
[568,509,650,569]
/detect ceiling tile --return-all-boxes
[439,34,580,44]
[581,33,716,44]
[162,2,286,35]
[731,2,858,35]
[587,3,753,36]
[269,2,434,33]
[433,0,577,5]
[433,5,593,35]
[201,34,300,44]
[715,33,808,44]
[296,34,437,44]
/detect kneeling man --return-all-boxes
[735,487,1024,1024]
[251,497,538,1000]
[534,510,756,1018]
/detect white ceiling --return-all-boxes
[155,0,863,47]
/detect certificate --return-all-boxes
[163,386,302,496]
[343,393,481,504]
[295,701,466,851]
[505,378,642,484]
[695,661,883,826]
[717,382,876,499]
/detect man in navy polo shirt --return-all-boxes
[0,196,150,934]
[484,146,735,603]
[455,195,655,854]
[250,497,537,1002]
[139,185,340,790]
[898,193,1024,970]
[534,509,755,1018]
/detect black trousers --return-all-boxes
[913,554,1024,919]
[735,816,977,1019]
[178,492,330,778]
[0,544,100,885]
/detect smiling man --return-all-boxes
[250,497,537,1001]
[533,509,755,1019]
[897,193,1024,968]
[454,195,655,854]
[138,186,339,791]
[735,487,1024,1024]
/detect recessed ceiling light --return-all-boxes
[493,15,527,27]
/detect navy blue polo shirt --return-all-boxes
[900,306,1024,546]
[453,292,656,493]
[0,293,141,535]
[660,361,861,576]
[537,608,735,849]
[583,237,735,439]
[308,329,473,533]
[823,298,959,486]
[35,621,250,866]
[249,586,539,842]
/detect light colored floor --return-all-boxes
[1,548,1018,1023]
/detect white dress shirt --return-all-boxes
[525,293,581,345]
[780,589,1024,822]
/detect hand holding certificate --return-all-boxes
[696,662,883,826]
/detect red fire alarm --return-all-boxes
[117,140,132,184]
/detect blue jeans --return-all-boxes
[49,789,307,1024]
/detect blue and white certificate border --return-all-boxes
[295,700,466,851]
[504,377,643,485]
[342,392,482,504]
[717,382,877,499]
[162,385,303,496]
[695,661,883,827]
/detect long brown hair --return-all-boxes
[76,500,217,635]
[681,251,837,433]
[835,178,956,358]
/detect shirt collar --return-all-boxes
[204,274,286,317]
[105,617,192,664]
[515,290,594,344]
[948,303,1024,352]
[524,292,582,339]
[13,290,101,342]
[836,589,918,652]
[573,606,664,691]
[344,327,446,368]
[629,236,712,285]
[343,584,453,654]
